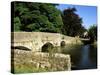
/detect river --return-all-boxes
[61,44,97,70]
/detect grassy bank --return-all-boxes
[13,64,48,74]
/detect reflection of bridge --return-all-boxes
[80,38,90,44]
[80,38,90,41]
[11,32,83,52]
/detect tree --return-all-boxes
[13,17,21,31]
[61,7,85,36]
[12,2,63,33]
[88,25,97,42]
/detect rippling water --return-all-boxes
[61,44,97,70]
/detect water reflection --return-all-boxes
[78,45,93,69]
[61,44,97,70]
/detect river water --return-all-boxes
[61,44,97,70]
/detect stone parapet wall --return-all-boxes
[11,49,71,72]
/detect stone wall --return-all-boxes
[11,32,61,51]
[11,32,83,52]
[11,49,71,73]
[61,34,83,45]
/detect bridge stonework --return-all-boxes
[11,32,83,51]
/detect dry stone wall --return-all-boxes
[12,49,71,72]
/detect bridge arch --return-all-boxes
[41,42,54,52]
[60,41,66,47]
[11,46,31,51]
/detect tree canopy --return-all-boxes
[12,2,96,38]
[88,25,97,42]
[12,2,63,33]
[61,7,86,36]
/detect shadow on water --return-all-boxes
[61,44,97,70]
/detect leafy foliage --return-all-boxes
[61,7,86,36]
[88,25,97,42]
[12,2,96,39]
[14,17,21,31]
[12,2,63,32]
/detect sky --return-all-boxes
[56,4,97,29]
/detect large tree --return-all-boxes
[62,7,85,36]
[88,25,97,42]
[12,2,63,33]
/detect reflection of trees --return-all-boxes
[61,45,83,65]
[89,45,97,65]
[62,44,97,69]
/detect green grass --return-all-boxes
[14,64,48,74]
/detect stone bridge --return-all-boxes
[11,32,83,51]
[80,38,90,44]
